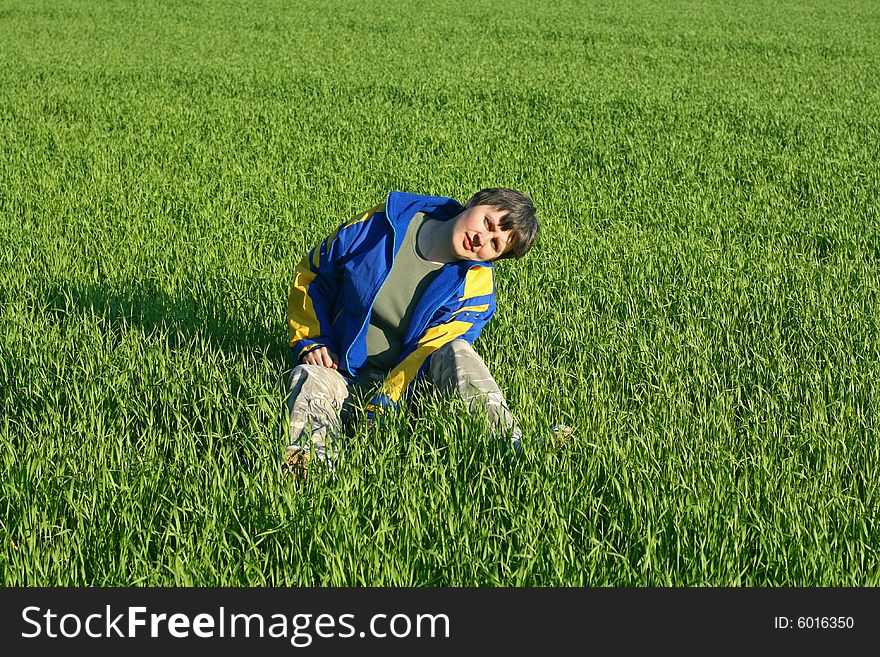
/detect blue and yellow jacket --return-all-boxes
[287,190,496,413]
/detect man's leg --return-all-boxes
[282,364,351,470]
[428,339,523,450]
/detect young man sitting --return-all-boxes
[283,188,539,476]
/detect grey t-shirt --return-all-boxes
[365,212,444,372]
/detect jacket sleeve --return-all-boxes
[287,205,383,361]
[365,265,496,416]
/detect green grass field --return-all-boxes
[1,0,879,585]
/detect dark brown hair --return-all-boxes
[466,188,539,260]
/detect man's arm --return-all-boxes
[287,205,383,364]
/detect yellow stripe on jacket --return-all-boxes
[380,320,473,403]
[287,256,319,349]
[451,303,490,317]
[459,266,493,301]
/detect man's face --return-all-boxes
[449,204,514,262]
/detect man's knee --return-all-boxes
[430,339,492,388]
[292,362,331,375]
[432,338,475,365]
[431,339,465,379]
[287,363,349,399]
[290,362,343,381]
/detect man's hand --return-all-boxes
[301,346,339,369]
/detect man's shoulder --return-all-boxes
[386,190,464,225]
[460,263,495,300]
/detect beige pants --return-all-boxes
[282,339,520,462]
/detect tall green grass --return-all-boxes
[1,0,879,585]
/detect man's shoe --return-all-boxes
[511,424,574,458]
[549,424,574,450]
[282,447,311,480]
